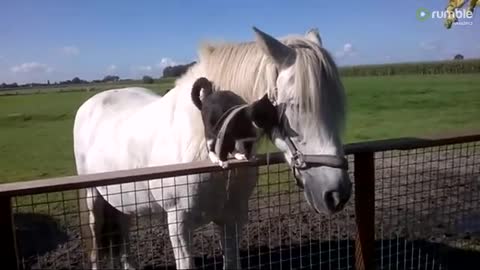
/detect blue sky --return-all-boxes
[1,0,479,84]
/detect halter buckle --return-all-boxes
[291,151,307,169]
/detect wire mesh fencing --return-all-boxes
[11,160,356,270]
[373,141,480,270]
[3,136,480,270]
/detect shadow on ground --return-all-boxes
[14,214,480,270]
[147,238,479,270]
[15,213,69,259]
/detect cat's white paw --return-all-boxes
[218,160,229,169]
[234,153,247,160]
[208,152,219,163]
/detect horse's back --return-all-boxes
[77,87,159,120]
[73,87,160,174]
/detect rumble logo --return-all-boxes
[416,7,474,26]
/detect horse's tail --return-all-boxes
[191,77,213,110]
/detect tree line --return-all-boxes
[1,62,197,90]
[2,58,479,90]
[0,75,120,90]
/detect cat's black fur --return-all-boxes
[191,77,280,167]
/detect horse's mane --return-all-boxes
[179,34,346,139]
[199,41,278,103]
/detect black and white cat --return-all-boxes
[191,77,287,168]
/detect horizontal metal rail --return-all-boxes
[0,129,479,270]
[1,130,479,197]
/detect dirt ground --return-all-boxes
[14,144,480,270]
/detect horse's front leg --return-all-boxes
[79,188,102,270]
[167,210,194,269]
[118,213,134,270]
[218,222,243,270]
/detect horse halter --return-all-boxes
[269,93,349,190]
[283,135,349,189]
[212,94,349,190]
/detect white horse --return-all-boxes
[73,27,352,269]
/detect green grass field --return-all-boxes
[1,74,479,183]
[0,77,176,96]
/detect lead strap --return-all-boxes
[214,104,250,157]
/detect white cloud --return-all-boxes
[10,62,53,73]
[335,43,356,58]
[419,41,440,51]
[155,57,177,69]
[131,65,156,77]
[343,43,353,53]
[107,64,117,72]
[131,58,182,78]
[61,46,80,56]
[136,65,153,72]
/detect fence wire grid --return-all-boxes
[373,141,480,270]
[8,141,480,270]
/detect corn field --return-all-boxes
[340,59,480,77]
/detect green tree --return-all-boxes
[454,54,464,60]
[142,75,154,84]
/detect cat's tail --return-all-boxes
[191,77,213,110]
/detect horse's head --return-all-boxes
[253,27,352,215]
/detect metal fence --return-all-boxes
[0,131,479,270]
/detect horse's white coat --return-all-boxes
[73,27,351,269]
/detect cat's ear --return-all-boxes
[276,103,299,137]
[259,93,270,103]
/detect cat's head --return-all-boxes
[250,94,298,138]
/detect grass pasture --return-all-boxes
[0,77,176,96]
[1,74,479,183]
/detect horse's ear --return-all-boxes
[305,28,322,46]
[252,26,295,68]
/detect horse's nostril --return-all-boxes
[324,191,342,211]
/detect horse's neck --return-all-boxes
[152,62,263,163]
[141,69,209,165]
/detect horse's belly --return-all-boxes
[95,181,160,214]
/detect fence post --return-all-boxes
[354,152,375,270]
[0,195,20,270]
